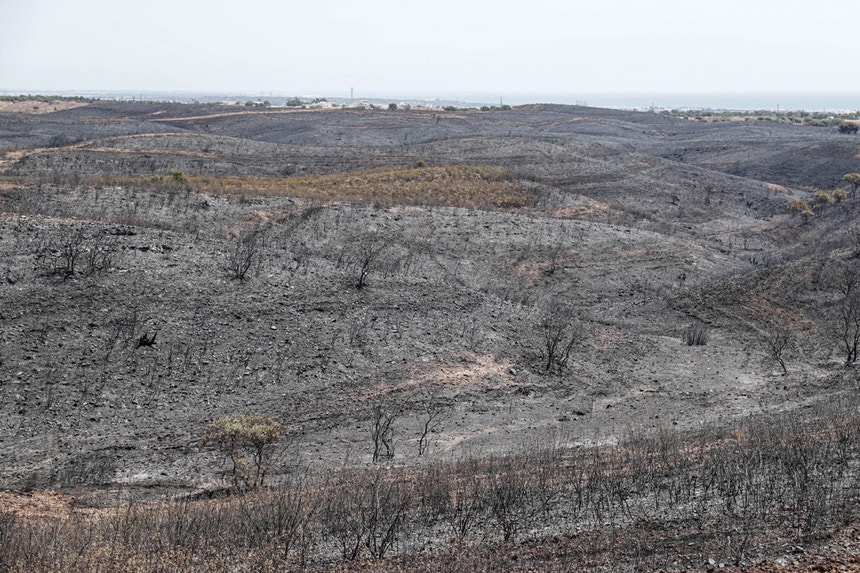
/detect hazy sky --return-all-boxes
[1,0,858,98]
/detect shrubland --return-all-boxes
[2,400,859,571]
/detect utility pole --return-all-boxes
[351,87,354,106]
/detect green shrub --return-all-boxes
[812,189,834,212]
[843,173,860,198]
[788,200,813,223]
[832,188,849,203]
[207,413,281,490]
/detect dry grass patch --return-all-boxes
[0,490,76,518]
[0,100,88,114]
[19,165,534,211]
[191,164,533,210]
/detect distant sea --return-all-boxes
[391,91,860,112]
[2,89,858,112]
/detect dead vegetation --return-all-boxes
[9,164,531,211]
[2,401,859,572]
[191,164,532,209]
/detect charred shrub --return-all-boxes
[36,225,122,279]
[51,450,117,487]
[682,323,710,346]
[537,297,583,373]
[225,226,266,281]
[337,232,400,290]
